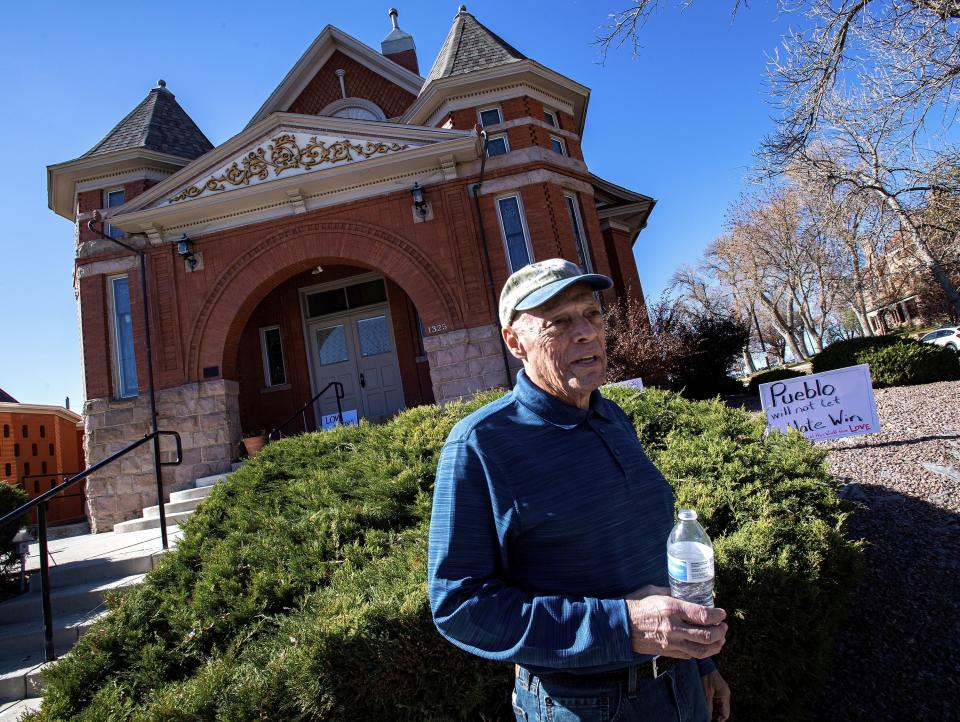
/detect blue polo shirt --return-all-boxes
[427,370,715,676]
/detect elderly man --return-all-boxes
[427,259,731,721]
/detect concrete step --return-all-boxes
[0,657,47,706]
[0,574,144,625]
[195,472,228,488]
[0,696,42,721]
[27,553,156,590]
[0,608,106,662]
[142,497,203,518]
[113,510,193,534]
[231,461,244,472]
[169,485,214,503]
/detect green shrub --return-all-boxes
[810,335,900,374]
[0,481,28,568]
[27,389,861,722]
[812,336,960,387]
[746,367,806,395]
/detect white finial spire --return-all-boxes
[458,4,467,14]
[389,7,399,29]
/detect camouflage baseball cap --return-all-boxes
[499,259,613,328]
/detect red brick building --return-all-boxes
[0,395,86,526]
[47,7,655,531]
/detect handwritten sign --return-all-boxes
[607,377,644,391]
[321,409,358,430]
[759,364,879,442]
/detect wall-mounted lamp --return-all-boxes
[411,182,428,218]
[177,234,198,270]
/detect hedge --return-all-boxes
[27,389,861,722]
[812,336,960,387]
[746,367,806,395]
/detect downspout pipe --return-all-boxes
[86,216,168,550]
[470,128,515,390]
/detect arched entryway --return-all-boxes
[235,264,435,437]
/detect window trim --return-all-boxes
[563,193,594,272]
[485,133,510,157]
[494,193,535,274]
[544,109,558,127]
[108,274,139,399]
[259,325,288,389]
[478,106,503,127]
[549,135,567,156]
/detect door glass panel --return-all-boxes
[356,316,391,357]
[316,325,348,365]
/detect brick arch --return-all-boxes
[187,220,464,380]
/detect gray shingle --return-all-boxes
[425,7,526,84]
[83,81,212,161]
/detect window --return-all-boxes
[549,136,566,156]
[305,279,387,319]
[24,462,30,476]
[259,326,287,388]
[486,134,509,157]
[2,425,7,438]
[48,443,54,455]
[13,443,19,457]
[32,443,37,456]
[544,109,558,127]
[21,425,28,438]
[3,463,9,477]
[105,189,125,239]
[316,325,349,365]
[41,461,48,474]
[564,194,593,272]
[39,425,45,438]
[496,196,533,273]
[478,107,502,126]
[109,276,139,398]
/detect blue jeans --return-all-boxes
[512,660,708,722]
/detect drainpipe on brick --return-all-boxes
[471,127,515,390]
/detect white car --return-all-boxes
[920,327,960,351]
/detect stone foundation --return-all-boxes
[83,380,240,532]
[424,324,511,403]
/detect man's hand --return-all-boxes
[624,593,727,659]
[701,669,731,721]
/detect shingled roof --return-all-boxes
[424,6,526,84]
[83,81,213,161]
[0,388,18,403]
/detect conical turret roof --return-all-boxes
[83,80,213,161]
[425,5,526,84]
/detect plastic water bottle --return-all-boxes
[667,509,715,607]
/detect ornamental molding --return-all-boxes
[166,132,414,204]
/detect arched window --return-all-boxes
[319,98,387,121]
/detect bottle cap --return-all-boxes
[678,509,697,521]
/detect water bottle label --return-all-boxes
[667,553,714,583]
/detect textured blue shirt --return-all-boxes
[428,370,715,676]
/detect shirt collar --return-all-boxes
[513,369,612,429]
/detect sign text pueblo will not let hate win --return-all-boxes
[759,364,880,442]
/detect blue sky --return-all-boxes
[0,0,793,407]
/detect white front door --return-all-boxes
[306,304,405,425]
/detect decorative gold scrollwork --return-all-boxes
[168,135,409,203]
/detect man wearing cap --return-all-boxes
[427,259,731,721]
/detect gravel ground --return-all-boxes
[801,380,960,721]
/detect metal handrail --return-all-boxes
[18,472,85,501]
[0,429,182,662]
[267,382,344,441]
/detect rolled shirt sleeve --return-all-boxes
[427,439,636,669]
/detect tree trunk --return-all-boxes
[742,348,757,373]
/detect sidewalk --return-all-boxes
[25,526,184,573]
